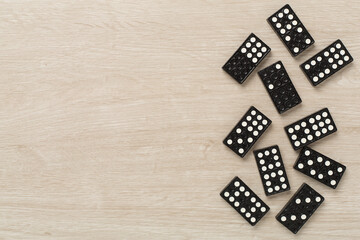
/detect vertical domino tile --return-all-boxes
[253,145,291,196]
[258,61,302,114]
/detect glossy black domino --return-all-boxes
[300,39,353,86]
[284,108,337,150]
[294,146,346,189]
[220,176,270,226]
[258,61,302,114]
[222,33,271,84]
[253,145,290,196]
[224,106,272,158]
[267,4,314,57]
[276,183,324,234]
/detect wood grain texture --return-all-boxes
[0,0,359,239]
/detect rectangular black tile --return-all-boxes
[223,33,271,84]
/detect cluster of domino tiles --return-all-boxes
[301,40,353,85]
[268,4,314,55]
[254,146,290,195]
[285,108,336,150]
[224,106,271,158]
[220,3,352,235]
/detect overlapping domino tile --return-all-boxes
[294,146,346,189]
[276,183,324,234]
[253,145,290,196]
[268,4,314,56]
[222,33,271,84]
[224,106,272,158]
[220,176,270,226]
[284,108,337,150]
[300,40,353,86]
[258,61,302,114]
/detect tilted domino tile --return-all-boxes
[294,146,346,189]
[223,106,272,158]
[300,39,353,86]
[253,145,290,196]
[284,108,337,150]
[258,61,302,114]
[276,183,324,234]
[267,4,314,56]
[222,33,271,84]
[220,176,270,226]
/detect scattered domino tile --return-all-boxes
[253,145,290,196]
[300,39,353,86]
[220,176,270,226]
[294,146,346,189]
[223,106,272,158]
[222,33,271,84]
[276,183,324,234]
[258,61,302,114]
[268,4,314,57]
[284,108,337,150]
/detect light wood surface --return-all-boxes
[0,1,359,239]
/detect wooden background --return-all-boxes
[0,0,359,239]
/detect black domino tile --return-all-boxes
[267,4,314,57]
[253,145,290,196]
[300,39,353,86]
[258,61,302,114]
[224,106,272,158]
[294,146,346,189]
[220,176,270,226]
[222,33,271,84]
[284,108,337,150]
[276,183,324,234]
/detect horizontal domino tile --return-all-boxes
[258,61,302,114]
[300,39,353,86]
[222,33,271,84]
[267,4,314,56]
[294,146,346,189]
[220,176,270,226]
[253,145,291,196]
[276,183,324,234]
[284,108,337,150]
[224,106,272,158]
